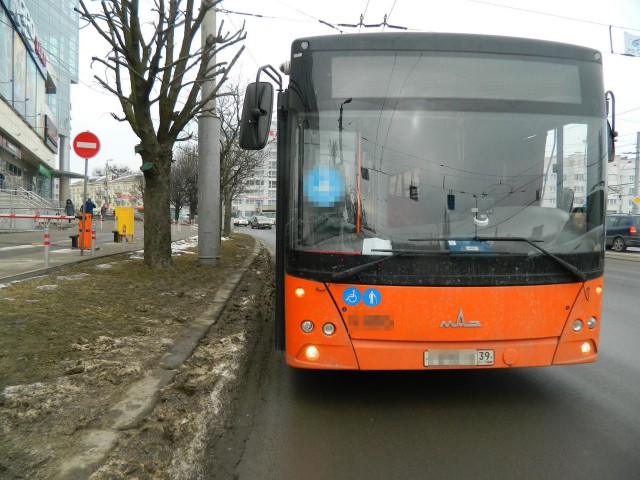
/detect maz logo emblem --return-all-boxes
[439,309,481,328]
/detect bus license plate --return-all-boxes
[424,349,494,367]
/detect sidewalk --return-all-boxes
[0,221,199,283]
[0,226,267,478]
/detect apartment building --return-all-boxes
[232,129,277,218]
[69,173,143,215]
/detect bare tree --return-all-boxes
[134,176,145,203]
[219,82,269,236]
[77,0,245,268]
[171,145,198,221]
[92,165,134,178]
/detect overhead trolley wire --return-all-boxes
[469,0,640,33]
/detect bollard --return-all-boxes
[79,213,93,255]
[44,227,50,268]
[91,228,96,258]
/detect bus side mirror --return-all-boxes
[239,82,274,150]
[606,90,617,163]
[608,121,617,163]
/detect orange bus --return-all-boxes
[240,33,616,369]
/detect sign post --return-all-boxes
[73,131,101,255]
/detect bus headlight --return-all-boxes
[587,317,597,329]
[572,319,583,332]
[301,320,314,333]
[305,345,320,360]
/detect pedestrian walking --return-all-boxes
[85,198,96,216]
[65,199,74,223]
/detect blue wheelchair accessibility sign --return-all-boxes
[342,287,361,306]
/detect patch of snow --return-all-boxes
[56,273,90,281]
[95,263,115,269]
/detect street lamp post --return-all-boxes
[105,159,112,211]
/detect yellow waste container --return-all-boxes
[115,207,135,242]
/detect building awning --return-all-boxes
[53,169,86,179]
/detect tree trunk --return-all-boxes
[142,147,173,268]
[223,190,233,236]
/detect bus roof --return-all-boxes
[291,32,603,65]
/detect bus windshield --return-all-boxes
[288,49,606,268]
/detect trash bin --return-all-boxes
[112,230,121,243]
[69,234,79,249]
[115,207,135,243]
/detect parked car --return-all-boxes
[605,214,640,252]
[250,215,272,229]
[234,216,249,227]
[263,213,276,225]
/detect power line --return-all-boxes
[383,0,399,32]
[214,8,306,23]
[360,0,371,33]
[271,0,345,33]
[617,106,640,116]
[468,0,640,33]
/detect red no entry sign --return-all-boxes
[73,131,101,159]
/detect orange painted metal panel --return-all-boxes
[284,274,603,370]
[327,282,584,342]
[285,276,358,369]
[352,338,558,369]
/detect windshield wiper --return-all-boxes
[477,236,587,282]
[408,236,587,282]
[330,249,449,282]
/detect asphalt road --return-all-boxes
[213,230,640,480]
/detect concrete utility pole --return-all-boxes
[198,3,221,266]
[59,137,70,204]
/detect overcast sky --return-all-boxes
[69,0,640,174]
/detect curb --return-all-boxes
[54,236,261,479]
[605,251,640,262]
[0,243,146,285]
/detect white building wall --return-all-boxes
[607,156,637,213]
[232,130,277,217]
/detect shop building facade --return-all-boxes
[0,0,79,202]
